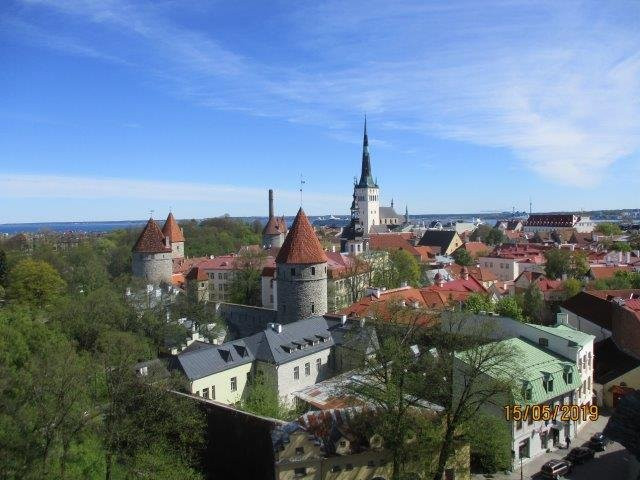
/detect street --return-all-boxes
[472,412,640,480]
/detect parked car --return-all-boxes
[541,459,572,479]
[566,446,595,464]
[589,432,609,451]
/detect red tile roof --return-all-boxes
[369,234,434,261]
[132,218,172,253]
[162,212,185,242]
[262,216,287,236]
[457,241,490,257]
[590,266,634,280]
[446,264,497,283]
[185,266,208,281]
[276,208,327,265]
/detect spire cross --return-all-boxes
[149,209,154,219]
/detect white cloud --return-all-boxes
[8,0,640,187]
[0,173,348,214]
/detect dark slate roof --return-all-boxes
[379,206,401,220]
[243,316,335,365]
[341,220,366,241]
[593,338,640,384]
[357,119,377,189]
[170,339,254,380]
[418,230,457,252]
[326,318,379,355]
[561,291,616,331]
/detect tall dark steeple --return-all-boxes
[358,116,377,188]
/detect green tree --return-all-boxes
[6,258,66,309]
[595,222,622,236]
[563,278,583,299]
[228,249,267,306]
[0,249,7,286]
[373,249,421,289]
[544,249,571,279]
[462,292,493,314]
[470,224,492,242]
[452,248,473,266]
[522,283,544,323]
[485,228,505,246]
[495,295,525,321]
[240,374,292,420]
[612,242,631,252]
[466,413,512,472]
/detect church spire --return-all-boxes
[358,116,377,188]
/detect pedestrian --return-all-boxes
[566,435,571,449]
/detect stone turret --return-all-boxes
[275,208,328,324]
[132,218,173,285]
[262,189,288,248]
[162,212,185,260]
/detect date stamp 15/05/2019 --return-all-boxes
[504,404,599,422]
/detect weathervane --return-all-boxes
[299,174,306,207]
[149,209,154,219]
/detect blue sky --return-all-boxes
[1,0,639,222]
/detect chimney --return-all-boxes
[341,314,347,325]
[268,189,274,218]
[269,323,283,333]
[556,312,569,326]
[332,245,336,253]
[400,300,406,307]
[359,318,366,328]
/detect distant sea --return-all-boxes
[0,213,507,235]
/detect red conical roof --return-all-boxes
[133,218,172,253]
[275,208,327,265]
[162,212,185,242]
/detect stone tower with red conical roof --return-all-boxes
[162,212,185,260]
[275,208,328,324]
[132,218,173,285]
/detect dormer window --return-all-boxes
[538,337,549,347]
[563,367,573,384]
[543,374,554,392]
[522,382,532,401]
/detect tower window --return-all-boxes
[291,268,295,276]
[311,267,315,275]
[311,302,315,313]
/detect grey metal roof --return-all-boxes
[172,339,254,380]
[244,316,335,365]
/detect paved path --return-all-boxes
[471,412,639,480]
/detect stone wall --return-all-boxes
[217,302,278,339]
[132,251,173,285]
[276,262,327,324]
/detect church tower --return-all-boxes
[275,208,328,324]
[354,118,380,234]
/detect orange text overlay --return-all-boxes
[503,404,599,422]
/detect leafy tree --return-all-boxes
[452,248,473,266]
[0,248,7,286]
[6,258,66,309]
[466,413,512,473]
[563,278,583,299]
[240,374,292,420]
[428,314,519,480]
[522,283,544,323]
[544,249,587,280]
[470,224,492,242]
[485,228,505,246]
[229,249,267,306]
[373,249,421,289]
[495,295,525,321]
[612,241,631,252]
[463,292,493,314]
[595,222,622,236]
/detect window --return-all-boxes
[563,369,573,384]
[516,419,523,430]
[339,440,346,447]
[311,266,315,275]
[293,467,306,477]
[230,376,237,392]
[211,386,215,400]
[294,366,299,380]
[202,387,209,399]
[195,390,200,396]
[311,303,315,313]
[544,376,554,392]
[538,337,549,347]
[305,362,310,376]
[345,464,353,471]
[316,358,321,372]
[247,371,251,383]
[295,447,304,455]
[331,466,341,472]
[291,268,296,276]
[218,273,222,279]
[218,284,223,291]
[367,460,375,468]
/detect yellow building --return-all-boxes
[593,338,640,408]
